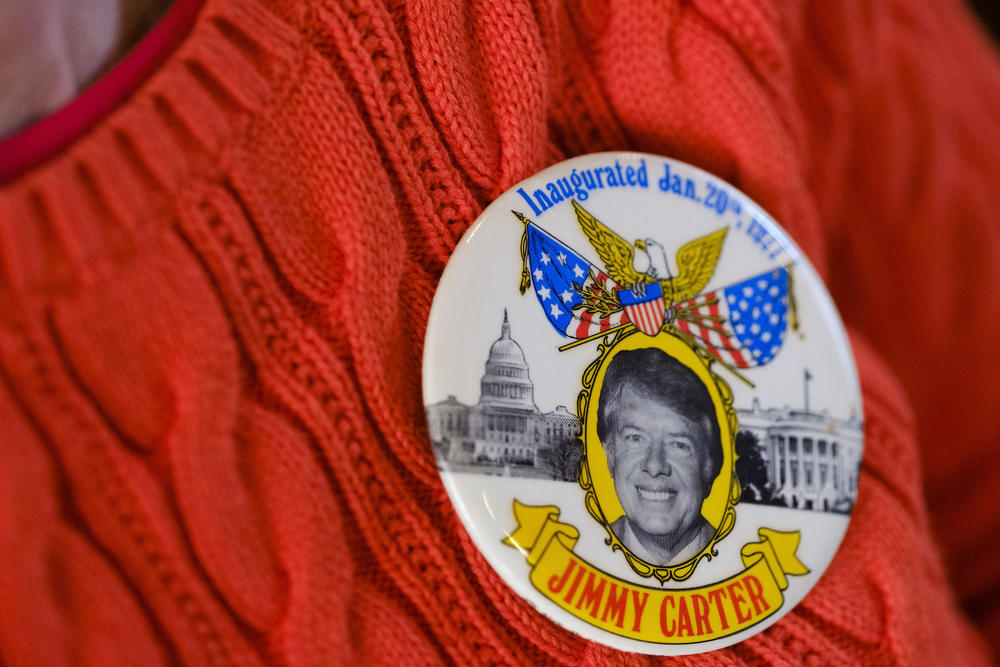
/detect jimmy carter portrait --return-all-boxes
[596,347,724,566]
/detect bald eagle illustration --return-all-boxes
[514,200,795,384]
[571,199,727,308]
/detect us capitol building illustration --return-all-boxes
[426,313,862,511]
[426,311,581,480]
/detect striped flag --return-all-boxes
[674,267,790,369]
[525,224,629,338]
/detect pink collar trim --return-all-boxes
[0,0,205,184]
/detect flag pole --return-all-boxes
[803,368,812,412]
[558,323,633,351]
[671,326,756,388]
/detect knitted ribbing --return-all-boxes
[0,0,996,664]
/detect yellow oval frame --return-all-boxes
[577,328,740,582]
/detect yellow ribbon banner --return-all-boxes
[504,501,809,644]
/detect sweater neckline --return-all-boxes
[0,0,205,185]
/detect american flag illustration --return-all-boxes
[517,210,794,375]
[674,268,790,369]
[525,223,629,338]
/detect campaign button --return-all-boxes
[423,152,863,655]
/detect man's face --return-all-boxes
[605,385,714,546]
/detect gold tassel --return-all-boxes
[512,210,533,294]
[784,263,799,332]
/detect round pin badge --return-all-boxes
[423,153,862,655]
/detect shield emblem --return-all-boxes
[619,282,667,336]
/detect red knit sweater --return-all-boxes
[1,0,998,664]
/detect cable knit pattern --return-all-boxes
[0,0,997,664]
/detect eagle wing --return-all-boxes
[668,227,728,302]
[571,200,645,287]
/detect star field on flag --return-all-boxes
[525,224,629,338]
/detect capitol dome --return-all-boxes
[480,311,536,410]
[488,321,528,364]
